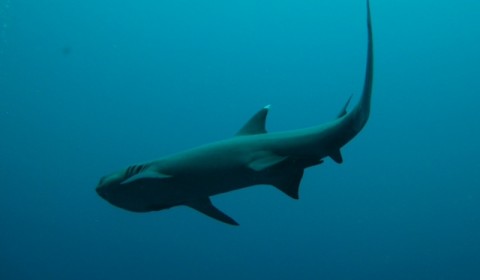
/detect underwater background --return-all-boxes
[1,0,479,279]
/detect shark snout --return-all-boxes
[96,186,108,200]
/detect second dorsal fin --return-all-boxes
[337,95,353,118]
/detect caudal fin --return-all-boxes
[339,0,374,135]
[353,0,374,132]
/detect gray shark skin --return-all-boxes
[96,0,374,226]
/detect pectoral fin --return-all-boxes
[248,152,288,171]
[186,198,239,226]
[121,171,172,185]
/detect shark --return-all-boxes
[96,0,374,225]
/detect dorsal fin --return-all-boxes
[235,105,270,136]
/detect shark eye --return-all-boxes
[98,176,107,186]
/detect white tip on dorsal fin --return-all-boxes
[235,105,271,136]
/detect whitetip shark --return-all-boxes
[96,0,374,225]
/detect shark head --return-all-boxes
[96,166,175,212]
[96,168,150,212]
[96,171,133,209]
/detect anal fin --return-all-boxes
[329,149,343,164]
[271,157,323,199]
[185,197,239,226]
[273,169,304,199]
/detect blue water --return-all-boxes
[1,0,480,279]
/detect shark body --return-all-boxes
[96,1,374,225]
